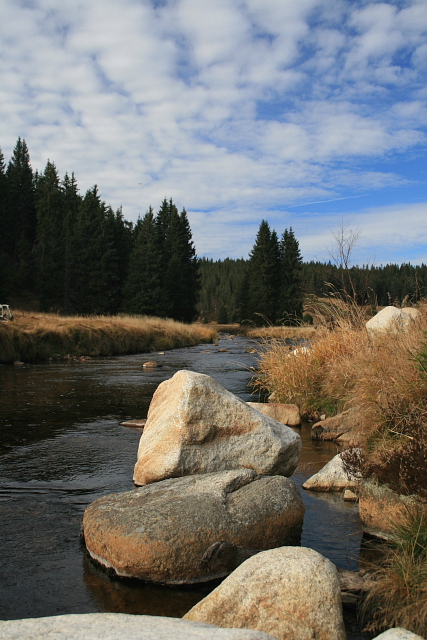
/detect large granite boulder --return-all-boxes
[0,613,279,640]
[302,452,361,492]
[83,469,305,584]
[133,370,301,486]
[247,402,301,427]
[184,546,346,640]
[366,306,420,337]
[371,629,425,640]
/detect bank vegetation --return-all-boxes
[254,296,427,636]
[0,311,216,364]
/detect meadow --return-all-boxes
[0,311,216,364]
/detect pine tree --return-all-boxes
[5,138,37,295]
[279,227,303,324]
[71,186,119,314]
[61,173,81,313]
[35,161,65,310]
[155,199,200,322]
[246,220,280,325]
[122,208,163,316]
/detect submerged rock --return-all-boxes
[184,546,346,640]
[0,613,279,640]
[133,370,301,486]
[83,469,305,584]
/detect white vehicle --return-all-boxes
[0,305,14,322]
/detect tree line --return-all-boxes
[1,138,426,325]
[199,257,427,323]
[0,138,199,321]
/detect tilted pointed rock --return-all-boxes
[133,370,301,486]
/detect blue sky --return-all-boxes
[1,0,426,264]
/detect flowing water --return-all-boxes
[0,334,367,638]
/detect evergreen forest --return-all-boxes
[1,138,426,325]
[0,139,199,322]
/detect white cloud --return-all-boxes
[0,0,425,263]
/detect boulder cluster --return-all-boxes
[4,349,422,639]
[80,369,351,639]
[83,370,304,585]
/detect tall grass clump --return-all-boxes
[0,311,216,363]
[361,508,427,637]
[254,294,373,416]
[254,294,427,432]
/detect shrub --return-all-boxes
[361,508,427,637]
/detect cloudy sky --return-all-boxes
[1,0,426,264]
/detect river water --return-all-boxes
[0,334,367,638]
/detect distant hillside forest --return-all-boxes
[1,138,426,325]
[199,258,427,324]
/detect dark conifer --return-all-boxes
[71,186,118,314]
[122,208,163,316]
[61,173,81,313]
[35,161,65,310]
[5,138,37,294]
[246,220,280,325]
[156,199,200,322]
[279,227,304,323]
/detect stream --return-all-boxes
[0,334,367,638]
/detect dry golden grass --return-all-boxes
[254,299,427,428]
[361,508,427,637]
[0,311,216,363]
[246,325,318,340]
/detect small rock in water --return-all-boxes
[143,361,157,368]
[302,451,361,492]
[343,489,358,502]
[120,419,147,430]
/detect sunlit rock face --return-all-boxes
[366,306,420,338]
[0,613,280,640]
[83,469,305,584]
[184,546,346,640]
[133,370,302,486]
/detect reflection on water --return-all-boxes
[0,335,364,637]
[83,554,218,617]
[293,422,363,572]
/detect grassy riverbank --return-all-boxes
[255,298,427,635]
[0,311,217,364]
[206,322,317,341]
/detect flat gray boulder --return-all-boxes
[83,469,305,584]
[302,452,360,492]
[0,613,279,640]
[184,546,346,640]
[133,370,301,486]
